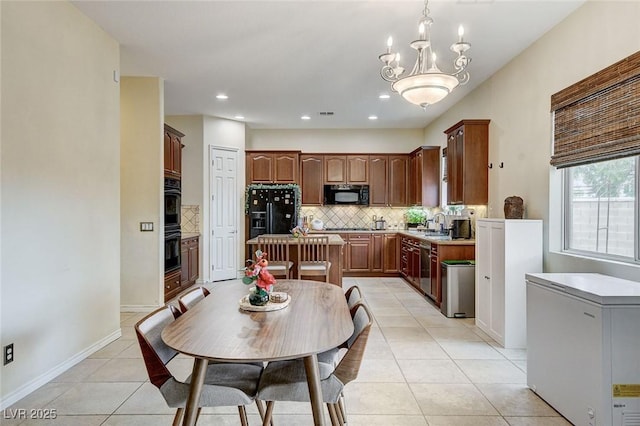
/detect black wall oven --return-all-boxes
[164,178,181,272]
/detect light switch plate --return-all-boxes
[140,222,154,232]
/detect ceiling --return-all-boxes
[72,1,585,130]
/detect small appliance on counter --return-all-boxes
[310,218,324,230]
[450,218,471,239]
[374,216,386,230]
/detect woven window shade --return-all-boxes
[550,51,640,168]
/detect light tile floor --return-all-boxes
[3,277,571,425]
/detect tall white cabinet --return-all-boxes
[475,219,542,348]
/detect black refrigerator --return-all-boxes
[247,185,298,239]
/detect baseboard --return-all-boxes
[120,304,161,313]
[0,329,121,410]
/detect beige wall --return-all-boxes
[247,128,425,153]
[120,77,164,308]
[422,1,640,280]
[0,1,120,406]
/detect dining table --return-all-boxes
[161,279,354,426]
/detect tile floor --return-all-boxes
[3,277,570,425]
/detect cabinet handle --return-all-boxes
[484,276,490,280]
[166,285,170,289]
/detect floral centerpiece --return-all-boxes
[242,250,276,306]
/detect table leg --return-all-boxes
[182,357,208,426]
[303,354,325,426]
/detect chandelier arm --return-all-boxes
[380,65,399,82]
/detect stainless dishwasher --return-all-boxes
[440,260,475,318]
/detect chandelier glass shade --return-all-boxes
[379,0,471,108]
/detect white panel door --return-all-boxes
[210,147,237,281]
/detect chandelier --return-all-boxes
[378,0,471,108]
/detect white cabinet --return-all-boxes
[526,273,640,426]
[475,219,542,348]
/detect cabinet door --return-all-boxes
[400,238,409,277]
[446,129,464,204]
[369,155,388,206]
[489,223,505,340]
[421,147,440,207]
[410,244,421,288]
[164,270,182,302]
[383,234,400,273]
[430,246,439,302]
[371,234,383,272]
[324,155,346,183]
[274,153,298,183]
[164,130,172,175]
[171,135,182,176]
[347,155,369,184]
[188,240,199,284]
[348,234,371,272]
[388,155,408,206]
[247,153,273,183]
[180,241,190,284]
[300,155,324,205]
[414,150,423,205]
[340,233,349,271]
[475,221,491,330]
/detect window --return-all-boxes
[563,156,638,262]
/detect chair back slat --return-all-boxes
[257,236,292,278]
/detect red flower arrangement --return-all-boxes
[242,250,276,296]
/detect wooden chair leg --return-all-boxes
[338,393,347,424]
[255,400,274,426]
[263,401,275,426]
[327,402,340,425]
[334,401,344,425]
[238,405,248,426]
[172,408,184,426]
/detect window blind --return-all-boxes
[550,51,640,168]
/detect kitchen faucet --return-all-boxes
[433,212,448,233]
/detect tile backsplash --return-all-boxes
[300,205,487,231]
[181,205,200,233]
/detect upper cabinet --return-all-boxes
[164,124,184,179]
[300,154,324,205]
[444,120,490,205]
[246,151,300,184]
[324,155,369,184]
[409,146,440,207]
[370,154,409,207]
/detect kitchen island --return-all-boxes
[246,234,345,287]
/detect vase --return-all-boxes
[504,196,524,219]
[248,287,270,306]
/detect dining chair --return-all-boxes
[257,302,374,425]
[297,235,331,282]
[135,305,266,426]
[177,286,210,313]
[256,235,293,279]
[344,285,363,309]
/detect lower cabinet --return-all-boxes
[345,234,372,272]
[400,236,421,289]
[338,232,400,275]
[165,235,200,302]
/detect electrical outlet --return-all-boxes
[4,343,14,365]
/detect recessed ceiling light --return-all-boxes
[216,94,228,100]
[379,94,391,99]
[368,115,378,120]
[234,115,245,120]
[301,115,311,120]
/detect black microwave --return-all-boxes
[324,184,369,206]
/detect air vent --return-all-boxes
[319,112,334,116]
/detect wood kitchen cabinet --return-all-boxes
[300,154,324,205]
[382,233,400,273]
[164,124,184,179]
[246,151,300,183]
[180,235,200,288]
[370,154,409,207]
[444,120,489,205]
[409,146,440,207]
[428,241,475,307]
[400,236,421,289]
[324,155,369,184]
[345,233,371,272]
[164,269,182,301]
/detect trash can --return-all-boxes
[440,260,476,318]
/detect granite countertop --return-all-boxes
[182,232,200,239]
[246,234,345,245]
[310,228,474,245]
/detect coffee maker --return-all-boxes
[450,218,471,239]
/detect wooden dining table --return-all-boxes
[161,279,354,426]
